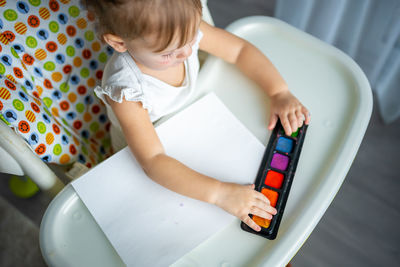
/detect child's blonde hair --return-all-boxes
[83,0,203,52]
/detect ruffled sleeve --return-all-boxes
[94,52,152,112]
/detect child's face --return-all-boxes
[126,32,198,71]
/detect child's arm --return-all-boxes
[199,21,311,135]
[107,96,276,232]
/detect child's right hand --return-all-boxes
[214,182,277,232]
[268,89,311,136]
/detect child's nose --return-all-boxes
[177,45,192,59]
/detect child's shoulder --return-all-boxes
[104,51,133,73]
[95,51,143,105]
[102,51,141,86]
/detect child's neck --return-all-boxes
[137,62,186,87]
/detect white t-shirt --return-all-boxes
[94,31,203,131]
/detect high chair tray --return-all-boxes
[40,16,372,267]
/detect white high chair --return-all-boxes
[39,14,373,267]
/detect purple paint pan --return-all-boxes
[270,153,289,171]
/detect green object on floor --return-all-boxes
[9,175,39,198]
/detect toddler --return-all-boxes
[84,0,310,232]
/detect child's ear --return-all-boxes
[103,34,127,53]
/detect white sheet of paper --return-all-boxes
[72,93,265,266]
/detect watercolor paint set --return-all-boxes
[241,120,308,240]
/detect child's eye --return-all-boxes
[162,53,173,59]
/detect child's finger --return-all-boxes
[250,206,273,220]
[280,116,292,135]
[268,113,278,130]
[252,199,277,216]
[242,216,261,232]
[288,113,298,135]
[295,109,304,128]
[253,198,270,211]
[302,106,311,124]
[254,191,271,205]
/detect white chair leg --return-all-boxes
[0,122,64,197]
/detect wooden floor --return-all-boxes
[1,1,399,266]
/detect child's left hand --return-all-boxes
[267,89,310,135]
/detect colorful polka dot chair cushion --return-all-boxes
[0,0,113,167]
